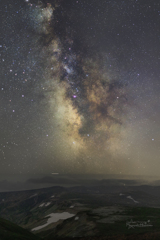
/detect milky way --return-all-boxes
[1,0,160,177]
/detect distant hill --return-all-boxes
[0,217,41,240]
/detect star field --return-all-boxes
[0,0,160,178]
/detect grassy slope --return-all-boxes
[0,218,41,240]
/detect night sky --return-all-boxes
[1,0,160,178]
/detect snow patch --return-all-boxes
[29,194,37,198]
[39,203,45,207]
[119,193,125,196]
[127,196,139,203]
[32,212,75,231]
[45,202,51,206]
[39,202,51,207]
[70,205,74,208]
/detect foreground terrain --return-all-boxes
[0,217,41,240]
[1,180,160,239]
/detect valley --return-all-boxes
[1,182,160,239]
